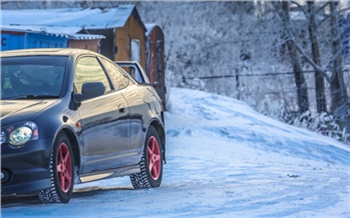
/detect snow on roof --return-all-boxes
[1,5,140,40]
[1,25,82,36]
[1,26,105,40]
[69,34,105,40]
[145,23,156,35]
[145,23,164,36]
[1,5,139,30]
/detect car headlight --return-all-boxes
[1,121,39,147]
[9,126,33,146]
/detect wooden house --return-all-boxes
[1,5,147,68]
[85,5,147,69]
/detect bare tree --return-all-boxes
[274,1,349,114]
[307,1,327,113]
[329,1,349,113]
[276,1,310,114]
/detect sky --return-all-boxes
[1,87,350,217]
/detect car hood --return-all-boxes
[1,100,57,126]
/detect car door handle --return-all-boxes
[119,108,125,113]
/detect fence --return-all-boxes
[185,68,350,117]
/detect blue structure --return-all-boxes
[25,32,68,49]
[1,29,68,51]
[1,32,25,50]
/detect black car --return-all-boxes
[1,48,166,204]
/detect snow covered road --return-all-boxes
[2,88,349,217]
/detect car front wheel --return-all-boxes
[130,126,163,189]
[38,133,74,203]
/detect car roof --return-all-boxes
[0,48,99,58]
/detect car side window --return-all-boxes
[100,58,129,91]
[74,57,111,94]
[121,65,145,83]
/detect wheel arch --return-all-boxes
[149,120,166,164]
[59,127,81,173]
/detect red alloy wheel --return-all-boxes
[56,142,72,193]
[147,136,161,180]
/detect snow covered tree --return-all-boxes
[307,1,327,113]
[329,1,349,113]
[273,1,349,115]
[275,1,310,114]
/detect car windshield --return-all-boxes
[1,55,68,100]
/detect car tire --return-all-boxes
[130,126,163,189]
[38,133,74,204]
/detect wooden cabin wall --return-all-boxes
[115,28,129,63]
[86,29,115,61]
[68,39,101,53]
[115,15,146,70]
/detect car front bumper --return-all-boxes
[1,138,53,194]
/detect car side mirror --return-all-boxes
[82,82,106,99]
[74,82,106,103]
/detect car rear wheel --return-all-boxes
[38,133,74,204]
[130,126,163,189]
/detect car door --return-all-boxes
[74,56,131,173]
[100,58,146,165]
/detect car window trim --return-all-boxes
[98,56,131,91]
[73,55,114,97]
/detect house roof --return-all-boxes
[1,5,147,33]
[145,23,164,36]
[1,27,105,40]
[1,26,82,36]
[145,24,157,36]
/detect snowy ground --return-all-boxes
[1,88,350,217]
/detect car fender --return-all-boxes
[32,97,81,150]
[146,117,166,163]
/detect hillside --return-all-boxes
[2,87,349,217]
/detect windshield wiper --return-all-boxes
[3,95,59,100]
